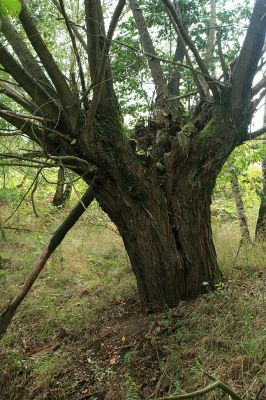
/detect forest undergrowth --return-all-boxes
[0,196,265,400]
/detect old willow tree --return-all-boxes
[0,0,266,311]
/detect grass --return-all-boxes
[0,197,265,399]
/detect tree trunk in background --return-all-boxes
[255,155,266,240]
[52,167,72,207]
[255,96,266,241]
[230,172,251,242]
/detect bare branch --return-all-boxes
[204,0,216,69]
[232,0,266,110]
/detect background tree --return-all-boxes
[0,0,265,312]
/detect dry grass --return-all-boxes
[0,202,265,400]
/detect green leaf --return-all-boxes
[0,0,21,16]
[156,162,165,173]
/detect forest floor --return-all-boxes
[0,198,265,400]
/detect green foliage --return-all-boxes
[0,0,21,16]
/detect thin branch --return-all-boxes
[111,38,222,85]
[50,0,87,51]
[216,33,229,81]
[0,183,95,338]
[253,87,266,111]
[3,169,42,224]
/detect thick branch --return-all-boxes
[0,43,59,120]
[129,0,168,98]
[0,16,55,95]
[162,0,220,99]
[243,126,266,141]
[204,0,216,68]
[232,0,266,110]
[253,75,266,96]
[164,3,205,97]
[0,184,95,338]
[86,0,125,130]
[0,82,37,114]
[85,0,106,83]
[19,0,78,132]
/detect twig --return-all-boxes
[3,169,42,224]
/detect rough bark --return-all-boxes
[230,172,251,242]
[94,178,221,311]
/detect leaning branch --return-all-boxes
[243,126,266,141]
[156,380,242,400]
[0,184,95,338]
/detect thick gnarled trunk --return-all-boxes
[94,169,222,312]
